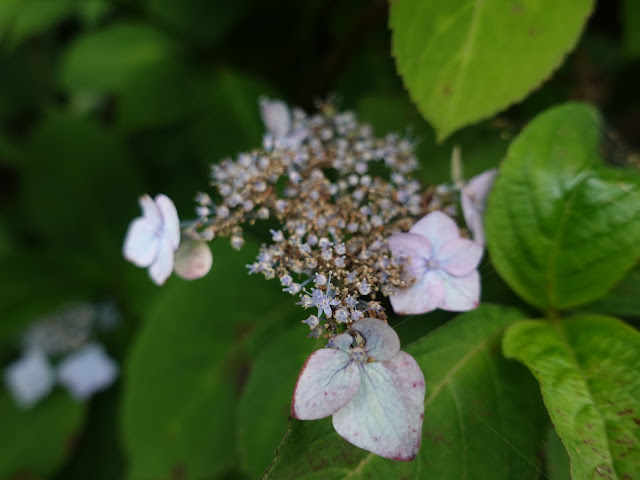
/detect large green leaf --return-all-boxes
[59,22,176,92]
[122,240,299,479]
[389,0,594,141]
[503,315,640,480]
[0,0,74,48]
[264,304,548,479]
[0,392,85,479]
[486,103,640,310]
[237,325,322,478]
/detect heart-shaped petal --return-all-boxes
[332,351,425,461]
[390,270,444,315]
[351,318,399,362]
[438,270,480,311]
[409,211,460,249]
[292,348,359,420]
[123,217,160,267]
[148,235,176,285]
[155,194,180,250]
[437,237,483,277]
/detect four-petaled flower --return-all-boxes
[388,211,483,314]
[57,343,118,400]
[292,318,425,461]
[123,194,180,285]
[460,169,498,246]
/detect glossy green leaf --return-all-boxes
[122,240,298,479]
[390,0,594,140]
[265,304,548,479]
[545,428,571,480]
[59,22,176,92]
[486,103,640,310]
[503,315,640,480]
[0,392,85,479]
[238,325,322,478]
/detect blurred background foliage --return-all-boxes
[0,0,639,479]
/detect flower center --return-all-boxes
[350,346,369,364]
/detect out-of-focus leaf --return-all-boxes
[0,392,85,479]
[390,0,595,141]
[238,325,322,478]
[122,239,299,479]
[189,70,275,165]
[117,60,205,133]
[59,22,176,92]
[0,0,74,48]
[583,265,640,318]
[486,103,640,310]
[545,428,571,480]
[143,0,254,45]
[503,315,640,480]
[264,304,548,479]
[21,110,143,248]
[75,0,111,28]
[622,0,640,58]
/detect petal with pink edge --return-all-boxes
[351,318,399,362]
[123,218,159,267]
[174,239,213,280]
[409,211,459,249]
[438,270,480,311]
[437,238,483,277]
[155,194,180,250]
[292,349,359,420]
[332,352,425,461]
[390,270,444,315]
[148,236,175,285]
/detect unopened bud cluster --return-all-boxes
[187,100,456,338]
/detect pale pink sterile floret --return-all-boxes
[123,194,180,285]
[460,169,497,246]
[389,210,483,315]
[57,343,118,400]
[174,237,213,280]
[259,97,292,139]
[292,318,425,461]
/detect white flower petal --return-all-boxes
[58,343,118,400]
[174,239,213,280]
[388,233,432,280]
[390,270,444,315]
[123,217,159,267]
[3,350,54,409]
[259,97,291,138]
[292,349,359,420]
[409,211,460,249]
[437,237,483,277]
[351,318,399,362]
[438,270,480,311]
[461,169,497,245]
[332,352,425,461]
[148,236,175,285]
[155,194,180,250]
[139,194,162,228]
[327,332,354,353]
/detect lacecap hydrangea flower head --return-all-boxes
[122,98,490,460]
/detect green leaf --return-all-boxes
[122,239,298,479]
[264,304,548,479]
[0,392,85,479]
[59,22,176,92]
[0,0,74,48]
[389,0,595,141]
[486,103,640,310]
[503,315,640,480]
[117,60,205,133]
[238,325,322,478]
[583,265,640,318]
[622,0,640,58]
[545,428,571,480]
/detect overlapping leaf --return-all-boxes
[503,315,640,480]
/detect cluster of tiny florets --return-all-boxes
[189,101,456,338]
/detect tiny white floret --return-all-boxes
[57,343,118,400]
[123,194,180,285]
[4,350,55,409]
